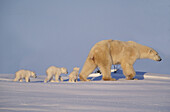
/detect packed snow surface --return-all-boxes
[0,71,170,112]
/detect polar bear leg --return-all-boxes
[44,75,53,83]
[19,79,23,82]
[95,50,116,81]
[121,63,136,80]
[25,77,30,82]
[69,78,72,82]
[79,58,97,81]
[69,79,73,82]
[99,64,116,81]
[54,74,59,82]
[13,77,19,82]
[59,76,63,82]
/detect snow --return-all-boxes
[0,71,170,112]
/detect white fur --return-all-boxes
[44,66,68,83]
[69,67,80,82]
[13,70,37,82]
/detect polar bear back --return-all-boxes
[15,70,32,78]
[46,66,61,75]
[69,70,79,77]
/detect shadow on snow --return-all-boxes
[87,70,146,81]
[0,70,146,83]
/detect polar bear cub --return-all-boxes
[69,67,80,82]
[44,66,68,83]
[13,70,37,82]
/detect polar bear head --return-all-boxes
[31,72,37,78]
[148,49,162,61]
[73,67,80,71]
[61,67,68,74]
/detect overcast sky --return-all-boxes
[0,0,170,75]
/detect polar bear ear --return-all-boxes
[90,56,95,62]
[149,49,153,53]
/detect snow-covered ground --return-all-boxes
[0,71,170,112]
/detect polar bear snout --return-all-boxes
[157,58,162,62]
[32,75,37,78]
[155,55,162,62]
[61,67,68,74]
[32,73,37,78]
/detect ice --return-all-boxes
[0,71,170,112]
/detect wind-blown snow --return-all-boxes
[0,71,170,112]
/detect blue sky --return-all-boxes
[0,0,170,75]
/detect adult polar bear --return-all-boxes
[79,40,162,81]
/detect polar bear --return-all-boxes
[13,70,37,82]
[79,40,162,81]
[44,66,68,83]
[69,67,80,82]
